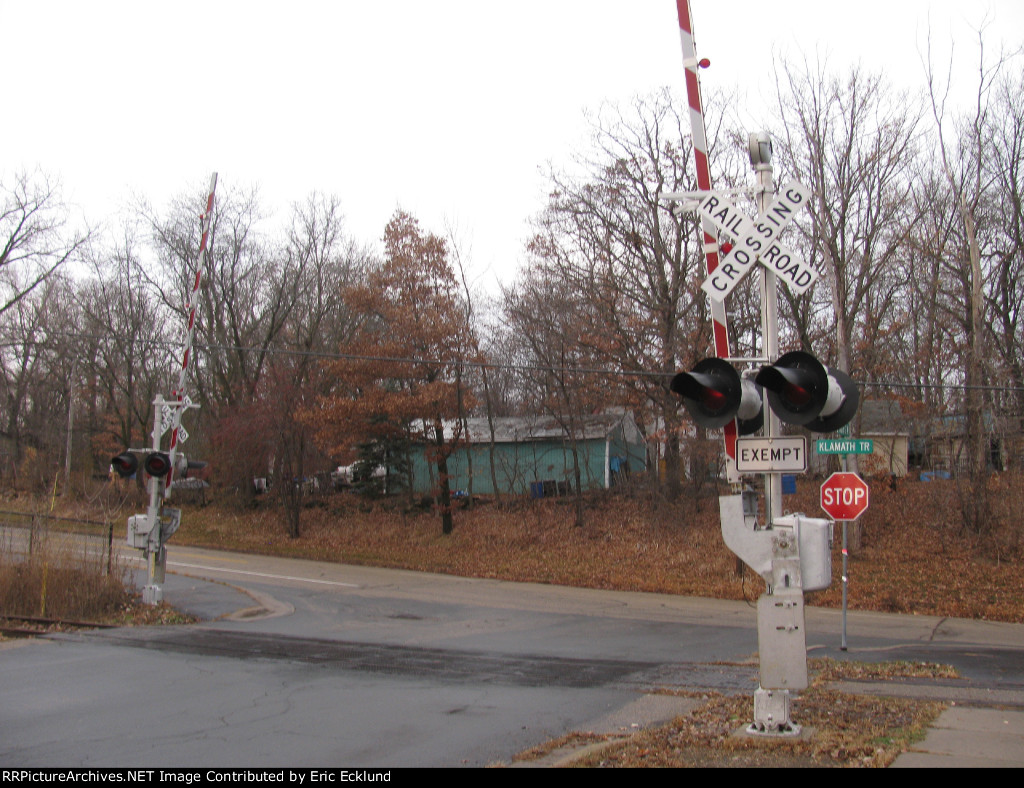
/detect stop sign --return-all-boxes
[820,472,870,520]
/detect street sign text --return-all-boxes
[699,180,819,301]
[736,437,808,473]
[816,439,874,455]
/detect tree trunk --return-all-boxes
[962,203,990,534]
[482,368,502,503]
[570,438,584,528]
[278,433,303,539]
[433,420,454,535]
[663,425,679,499]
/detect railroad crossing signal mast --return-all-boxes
[110,174,217,605]
[667,2,860,736]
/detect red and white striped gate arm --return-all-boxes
[166,172,218,494]
[675,0,738,471]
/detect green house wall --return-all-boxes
[405,427,646,496]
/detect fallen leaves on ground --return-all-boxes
[157,475,1024,624]
[567,660,949,768]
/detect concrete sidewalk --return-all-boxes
[891,707,1024,768]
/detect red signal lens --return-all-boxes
[110,453,139,478]
[702,388,728,411]
[143,452,172,478]
[783,382,812,407]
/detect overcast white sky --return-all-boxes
[3,1,1022,289]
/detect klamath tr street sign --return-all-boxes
[816,438,873,455]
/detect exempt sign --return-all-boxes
[735,437,807,473]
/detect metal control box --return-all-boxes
[775,513,833,592]
[127,514,154,549]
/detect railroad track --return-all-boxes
[0,614,116,639]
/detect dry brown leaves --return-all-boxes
[570,660,948,768]
[23,472,1024,624]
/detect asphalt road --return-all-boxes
[2,543,1023,767]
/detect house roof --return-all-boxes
[437,412,644,444]
[858,399,907,434]
[930,411,999,436]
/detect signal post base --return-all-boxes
[745,688,803,737]
[140,545,167,606]
[142,584,164,605]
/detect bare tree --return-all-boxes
[139,183,293,416]
[446,223,503,502]
[518,91,743,500]
[1,170,90,317]
[983,70,1024,434]
[503,265,604,526]
[769,58,924,550]
[0,274,81,486]
[772,57,924,390]
[269,193,370,536]
[922,26,1018,531]
[903,170,961,422]
[78,225,171,460]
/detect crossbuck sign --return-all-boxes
[699,179,819,301]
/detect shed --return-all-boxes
[922,412,1015,475]
[406,412,647,496]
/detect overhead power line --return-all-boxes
[3,331,1024,393]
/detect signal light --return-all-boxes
[171,455,207,479]
[110,451,175,480]
[110,452,139,479]
[671,357,763,435]
[754,351,859,432]
[671,352,860,438]
[143,452,172,478]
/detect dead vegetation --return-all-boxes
[0,517,196,633]
[567,659,949,768]
[173,473,1024,623]
[7,472,1024,624]
[0,526,134,624]
[2,475,1015,767]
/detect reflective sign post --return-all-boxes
[821,467,871,649]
